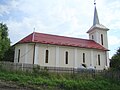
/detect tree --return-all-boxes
[3,46,14,62]
[110,47,120,70]
[0,23,11,61]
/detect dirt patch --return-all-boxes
[0,80,32,90]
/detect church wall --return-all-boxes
[37,44,56,67]
[37,44,75,68]
[14,44,25,63]
[14,46,18,63]
[59,46,75,68]
[14,43,34,64]
[14,43,107,70]
[93,50,106,70]
[97,30,108,49]
[35,44,44,65]
[77,48,91,67]
[89,30,97,41]
[89,29,108,49]
[26,44,34,64]
[76,48,106,70]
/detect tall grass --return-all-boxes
[0,68,120,90]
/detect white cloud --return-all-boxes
[0,0,20,15]
[0,0,120,58]
[108,36,120,46]
[3,0,91,44]
[0,4,10,16]
[99,0,120,29]
[108,34,120,58]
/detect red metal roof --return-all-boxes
[16,32,108,51]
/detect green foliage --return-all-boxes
[0,69,120,90]
[3,46,14,62]
[0,23,11,61]
[33,65,41,75]
[110,47,120,70]
[33,65,49,77]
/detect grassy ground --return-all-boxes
[0,69,120,90]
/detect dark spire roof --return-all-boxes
[87,1,109,33]
[93,4,100,25]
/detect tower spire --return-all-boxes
[93,0,100,26]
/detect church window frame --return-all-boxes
[92,35,94,40]
[65,51,68,64]
[83,53,85,63]
[98,54,100,65]
[45,50,49,63]
[101,34,104,45]
[18,49,20,63]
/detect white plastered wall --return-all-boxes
[14,43,107,70]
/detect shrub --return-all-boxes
[33,65,49,77]
[33,65,40,74]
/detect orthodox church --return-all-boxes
[14,2,109,70]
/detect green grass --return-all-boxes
[0,69,120,90]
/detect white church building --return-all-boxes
[14,3,109,70]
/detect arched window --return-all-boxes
[101,34,103,45]
[83,53,85,63]
[92,35,94,40]
[45,50,49,63]
[98,54,100,65]
[18,49,20,63]
[65,51,68,64]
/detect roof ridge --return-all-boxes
[34,32,90,41]
[15,32,108,51]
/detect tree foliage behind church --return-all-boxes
[110,47,120,70]
[0,23,11,61]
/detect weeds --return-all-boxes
[0,68,120,90]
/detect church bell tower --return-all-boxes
[87,1,109,68]
[87,1,109,49]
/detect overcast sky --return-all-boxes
[0,0,120,58]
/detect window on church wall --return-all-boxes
[65,51,68,64]
[92,35,94,40]
[18,49,20,63]
[101,34,103,45]
[45,50,49,63]
[98,54,100,65]
[83,53,85,63]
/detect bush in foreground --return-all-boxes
[0,69,120,90]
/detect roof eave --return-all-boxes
[13,41,108,51]
[87,25,109,33]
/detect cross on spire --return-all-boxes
[94,0,96,5]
